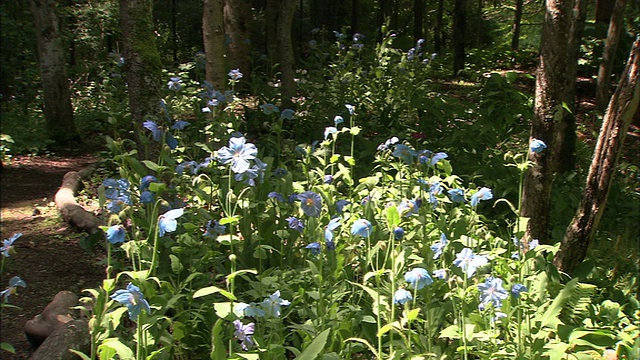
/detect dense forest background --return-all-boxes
[0,0,639,359]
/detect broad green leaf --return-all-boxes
[219,216,241,225]
[345,337,377,356]
[98,338,134,360]
[214,302,233,319]
[210,319,227,359]
[68,350,91,360]
[295,328,331,360]
[0,342,16,353]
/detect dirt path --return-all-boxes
[0,154,105,359]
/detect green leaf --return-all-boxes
[142,160,160,172]
[169,254,183,274]
[214,302,233,319]
[345,337,377,356]
[344,156,356,166]
[193,286,236,301]
[219,216,241,225]
[294,328,331,360]
[210,319,227,359]
[98,338,134,360]
[385,205,400,229]
[439,324,461,339]
[68,350,91,360]
[0,342,16,353]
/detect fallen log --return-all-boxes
[54,166,101,233]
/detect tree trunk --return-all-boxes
[414,0,424,41]
[265,0,280,78]
[554,36,640,274]
[434,0,445,53]
[352,0,360,34]
[30,0,79,145]
[452,0,467,75]
[596,0,626,111]
[277,0,296,108]
[557,0,587,173]
[119,0,163,159]
[203,0,226,90]
[520,0,577,244]
[511,0,523,50]
[595,0,615,24]
[224,0,252,90]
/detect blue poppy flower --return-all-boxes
[259,290,290,318]
[392,144,417,164]
[158,208,184,237]
[233,320,255,350]
[286,217,304,232]
[268,192,285,202]
[393,226,404,240]
[324,126,338,140]
[1,276,27,302]
[1,233,22,257]
[478,276,509,309]
[110,283,151,321]
[334,115,344,125]
[345,104,355,115]
[298,191,322,217]
[453,248,488,277]
[280,109,295,120]
[351,219,372,238]
[106,225,126,244]
[336,200,351,213]
[234,302,265,318]
[306,242,321,255]
[217,136,258,174]
[447,188,465,203]
[377,136,399,151]
[176,161,199,175]
[393,289,412,305]
[228,69,243,80]
[433,269,448,280]
[143,120,163,142]
[324,217,341,243]
[103,178,131,200]
[260,103,280,115]
[430,233,447,259]
[165,132,178,149]
[511,283,528,298]
[204,220,226,238]
[429,152,448,166]
[167,77,182,91]
[172,120,190,130]
[398,199,419,217]
[530,139,547,153]
[404,268,433,290]
[470,187,493,207]
[140,175,157,191]
[324,175,334,184]
[140,191,154,204]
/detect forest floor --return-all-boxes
[0,152,105,359]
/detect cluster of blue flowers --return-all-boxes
[217,135,267,187]
[103,178,132,213]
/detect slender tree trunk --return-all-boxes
[30,0,79,145]
[520,0,577,244]
[557,0,587,173]
[224,0,252,90]
[434,0,444,53]
[596,0,626,111]
[203,0,226,90]
[352,0,360,34]
[119,0,163,158]
[265,0,280,78]
[595,0,615,24]
[278,0,297,108]
[414,0,424,41]
[555,37,640,274]
[475,0,483,47]
[511,0,523,50]
[452,0,467,75]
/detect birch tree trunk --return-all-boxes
[30,0,79,145]
[555,37,640,274]
[119,0,163,158]
[596,0,626,111]
[203,0,226,90]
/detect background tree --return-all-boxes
[224,0,252,90]
[29,0,79,145]
[277,0,297,108]
[596,0,627,111]
[203,0,226,90]
[511,0,524,50]
[556,36,639,274]
[119,0,163,158]
[452,0,468,75]
[520,0,582,244]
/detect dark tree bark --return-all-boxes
[414,0,424,41]
[119,0,163,159]
[555,36,640,274]
[29,0,79,145]
[352,0,360,34]
[511,0,524,50]
[265,0,280,77]
[434,0,445,53]
[596,0,626,111]
[224,0,252,90]
[277,0,297,108]
[452,0,467,75]
[203,0,226,90]
[595,0,615,24]
[521,0,579,244]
